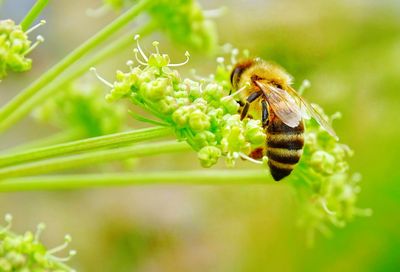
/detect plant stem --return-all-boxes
[0,126,172,168]
[0,140,189,180]
[20,0,49,31]
[0,170,272,191]
[1,128,83,154]
[0,0,154,132]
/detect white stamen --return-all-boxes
[230,48,239,65]
[24,35,44,55]
[133,48,148,66]
[320,198,336,215]
[0,214,12,234]
[126,60,134,70]
[48,250,76,262]
[25,19,46,34]
[230,82,250,98]
[168,51,190,67]
[90,67,114,88]
[34,223,46,242]
[134,34,148,62]
[216,57,224,64]
[152,41,160,55]
[239,153,263,165]
[298,79,311,95]
[47,234,72,255]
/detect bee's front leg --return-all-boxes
[240,91,262,120]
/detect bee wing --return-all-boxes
[287,86,338,140]
[255,80,303,128]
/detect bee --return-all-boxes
[230,58,337,181]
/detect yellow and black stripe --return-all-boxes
[266,118,304,181]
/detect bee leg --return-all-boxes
[240,91,263,120]
[262,100,269,127]
[241,102,250,120]
[237,100,244,107]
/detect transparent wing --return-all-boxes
[287,86,338,140]
[255,80,303,128]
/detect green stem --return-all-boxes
[20,0,49,31]
[1,128,83,154]
[0,140,189,180]
[0,21,157,133]
[0,0,154,132]
[0,126,172,168]
[0,170,271,191]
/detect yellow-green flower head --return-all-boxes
[0,19,45,80]
[0,214,76,271]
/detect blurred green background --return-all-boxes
[1,0,400,271]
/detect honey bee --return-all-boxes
[231,58,337,181]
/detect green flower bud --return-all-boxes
[141,78,172,101]
[203,83,224,102]
[220,96,240,114]
[245,119,266,147]
[311,150,336,175]
[172,106,191,127]
[193,131,216,147]
[198,146,221,168]
[158,96,179,114]
[148,53,170,67]
[188,109,210,132]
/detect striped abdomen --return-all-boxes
[266,117,304,181]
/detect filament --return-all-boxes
[34,223,46,242]
[47,234,72,255]
[48,250,76,262]
[25,20,46,34]
[239,152,263,165]
[230,48,239,65]
[126,60,134,70]
[298,79,311,95]
[134,34,148,62]
[168,51,190,67]
[229,82,250,98]
[152,41,160,55]
[203,7,226,18]
[0,214,12,234]
[320,198,336,215]
[90,67,114,88]
[133,49,148,66]
[24,35,44,55]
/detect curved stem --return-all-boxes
[0,0,154,132]
[0,126,172,168]
[0,170,272,191]
[20,0,49,31]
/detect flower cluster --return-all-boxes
[0,19,44,80]
[0,214,76,272]
[100,38,368,237]
[292,111,371,242]
[33,79,127,137]
[102,38,265,168]
[101,0,218,53]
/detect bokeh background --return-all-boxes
[1,0,400,271]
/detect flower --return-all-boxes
[0,19,44,80]
[0,214,76,271]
